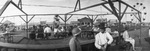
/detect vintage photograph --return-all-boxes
[0,0,150,51]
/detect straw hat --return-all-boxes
[72,27,81,35]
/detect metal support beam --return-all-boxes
[102,4,114,14]
[87,15,91,19]
[93,15,99,22]
[66,15,73,21]
[18,0,22,9]
[28,15,35,23]
[118,0,122,38]
[108,0,119,18]
[119,0,141,13]
[0,12,138,18]
[132,14,140,21]
[121,6,128,18]
[64,15,67,32]
[92,15,94,26]
[19,15,29,38]
[119,1,121,19]
[78,0,81,9]
[26,15,29,38]
[0,18,5,23]
[10,1,27,15]
[66,0,118,14]
[74,0,81,11]
[138,12,142,46]
[19,16,26,22]
[0,0,11,16]
[58,15,65,22]
[74,0,79,11]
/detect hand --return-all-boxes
[104,43,107,49]
[101,47,106,51]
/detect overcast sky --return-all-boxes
[0,0,149,25]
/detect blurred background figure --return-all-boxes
[69,27,82,51]
[44,24,52,39]
[37,25,44,39]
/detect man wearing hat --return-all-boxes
[69,27,82,51]
[95,23,113,51]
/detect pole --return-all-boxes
[138,12,142,46]
[26,15,28,38]
[64,15,67,32]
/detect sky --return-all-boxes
[0,0,149,25]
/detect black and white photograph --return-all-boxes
[0,0,150,51]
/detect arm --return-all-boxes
[94,35,101,49]
[69,38,76,51]
[106,33,113,44]
[44,28,46,33]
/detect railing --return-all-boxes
[0,36,95,51]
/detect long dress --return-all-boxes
[69,37,82,51]
[122,30,135,50]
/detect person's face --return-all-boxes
[99,28,105,33]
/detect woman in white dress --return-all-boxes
[122,27,135,51]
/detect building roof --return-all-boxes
[3,20,14,24]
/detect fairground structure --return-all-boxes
[0,0,144,50]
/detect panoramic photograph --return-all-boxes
[0,0,150,51]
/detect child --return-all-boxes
[69,27,82,51]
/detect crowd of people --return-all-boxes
[29,24,75,39]
[69,23,136,51]
[0,20,136,51]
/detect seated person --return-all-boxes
[105,26,112,33]
[92,25,99,32]
[112,29,119,37]
[37,25,44,39]
[122,27,135,51]
[69,27,82,51]
[44,24,52,39]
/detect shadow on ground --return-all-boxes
[145,37,150,44]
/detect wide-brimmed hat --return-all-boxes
[72,27,81,35]
[98,22,106,30]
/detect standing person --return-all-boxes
[37,25,44,39]
[44,24,52,39]
[29,25,37,40]
[95,23,113,51]
[69,27,82,51]
[5,27,10,33]
[122,27,135,51]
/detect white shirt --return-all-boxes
[54,28,61,33]
[122,30,130,40]
[44,27,52,33]
[95,32,113,49]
